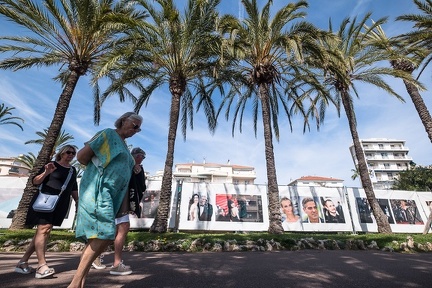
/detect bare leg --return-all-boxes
[68,239,111,288]
[18,234,36,263]
[113,221,130,267]
[15,231,37,272]
[33,224,53,272]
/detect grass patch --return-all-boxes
[1,228,432,252]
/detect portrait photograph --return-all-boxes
[279,196,302,231]
[356,197,373,223]
[390,199,424,225]
[215,194,263,223]
[187,192,213,222]
[320,197,345,224]
[141,190,160,218]
[299,196,324,223]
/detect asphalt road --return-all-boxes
[1,250,432,288]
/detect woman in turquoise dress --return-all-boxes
[69,112,142,288]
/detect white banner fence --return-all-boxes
[1,178,431,233]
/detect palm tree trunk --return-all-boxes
[391,59,432,144]
[341,91,392,233]
[10,71,81,229]
[259,84,283,234]
[402,79,432,143]
[150,91,181,233]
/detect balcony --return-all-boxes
[366,155,412,162]
[363,146,409,152]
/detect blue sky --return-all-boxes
[0,0,431,187]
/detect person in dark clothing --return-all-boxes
[197,193,213,221]
[16,145,78,279]
[127,148,147,218]
[323,199,345,223]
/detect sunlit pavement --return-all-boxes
[1,250,432,288]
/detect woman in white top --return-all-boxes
[189,194,199,221]
[280,197,302,231]
[230,201,240,222]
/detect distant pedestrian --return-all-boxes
[110,147,147,276]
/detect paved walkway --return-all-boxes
[1,250,432,288]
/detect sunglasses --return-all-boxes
[65,151,76,155]
[131,121,141,132]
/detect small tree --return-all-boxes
[16,152,37,170]
[0,103,24,130]
[25,128,74,159]
[392,163,432,191]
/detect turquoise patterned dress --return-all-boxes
[75,128,134,241]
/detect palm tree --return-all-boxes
[16,152,37,169]
[351,168,359,181]
[217,0,335,234]
[319,14,416,233]
[392,0,432,143]
[16,128,76,171]
[24,128,75,158]
[97,0,224,232]
[0,0,143,229]
[71,159,86,178]
[0,103,24,130]
[364,22,430,145]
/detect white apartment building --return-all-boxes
[171,161,256,184]
[0,156,30,177]
[288,175,344,187]
[349,138,412,189]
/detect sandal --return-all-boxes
[14,261,35,274]
[35,263,55,279]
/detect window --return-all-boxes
[378,144,384,149]
[387,172,393,177]
[8,167,19,173]
[384,163,390,168]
